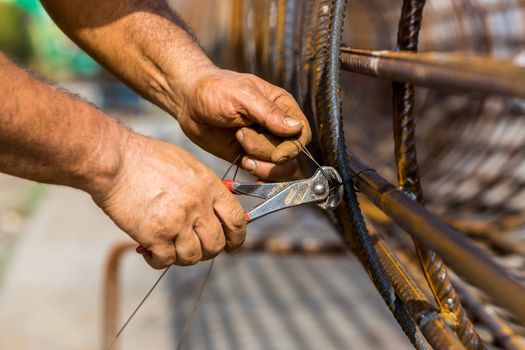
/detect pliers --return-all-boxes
[137,167,344,256]
[223,166,344,223]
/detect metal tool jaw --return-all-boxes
[224,166,343,222]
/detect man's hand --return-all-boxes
[39,1,312,179]
[91,133,247,269]
[175,68,312,180]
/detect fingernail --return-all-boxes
[244,159,256,171]
[236,129,244,142]
[277,156,289,164]
[283,117,300,128]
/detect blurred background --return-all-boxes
[1,0,525,349]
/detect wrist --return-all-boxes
[161,61,219,119]
[71,116,129,200]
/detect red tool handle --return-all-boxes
[136,246,151,255]
[222,179,240,193]
[223,180,250,220]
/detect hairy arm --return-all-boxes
[0,52,122,195]
[40,0,312,180]
[40,0,210,117]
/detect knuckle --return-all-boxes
[242,138,256,153]
[233,208,247,229]
[226,230,246,252]
[207,233,226,257]
[179,246,202,266]
[229,223,247,245]
[237,86,256,100]
[276,87,291,98]
[224,199,246,229]
[267,104,283,117]
[152,248,174,267]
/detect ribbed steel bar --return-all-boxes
[282,0,298,90]
[312,1,429,348]
[392,0,425,202]
[230,0,245,72]
[451,277,525,350]
[368,228,465,350]
[347,149,525,325]
[340,48,525,98]
[392,1,485,349]
[393,237,525,350]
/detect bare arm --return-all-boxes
[40,0,312,179]
[0,52,122,195]
[0,53,245,268]
[39,0,211,116]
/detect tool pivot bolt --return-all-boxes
[313,182,327,195]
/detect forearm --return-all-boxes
[0,53,125,195]
[39,0,214,118]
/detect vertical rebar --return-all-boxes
[312,1,432,348]
[392,1,485,349]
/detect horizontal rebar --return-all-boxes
[340,46,525,98]
[347,149,525,324]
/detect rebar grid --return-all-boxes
[392,1,485,349]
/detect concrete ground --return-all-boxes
[0,92,412,349]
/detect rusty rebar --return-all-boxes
[340,48,525,98]
[102,241,136,350]
[347,150,525,324]
[230,0,245,72]
[311,1,431,348]
[451,277,525,350]
[392,1,485,349]
[368,227,466,349]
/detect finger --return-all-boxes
[241,156,298,180]
[236,127,281,162]
[270,96,312,162]
[237,89,304,138]
[271,140,306,164]
[143,242,176,270]
[213,193,246,252]
[193,214,226,260]
[174,230,203,266]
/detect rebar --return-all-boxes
[340,48,525,98]
[348,150,525,324]
[392,1,485,349]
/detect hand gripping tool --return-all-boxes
[136,167,343,255]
